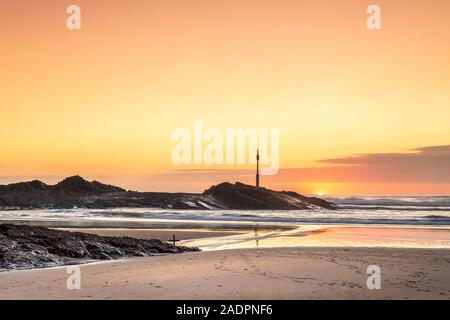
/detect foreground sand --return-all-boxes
[1,247,449,299]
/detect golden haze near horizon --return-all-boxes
[0,0,449,195]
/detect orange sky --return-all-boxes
[0,0,449,195]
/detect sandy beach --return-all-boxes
[1,226,450,300]
[0,247,449,299]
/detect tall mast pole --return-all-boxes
[256,148,260,187]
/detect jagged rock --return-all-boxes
[0,224,199,270]
[201,182,337,210]
[56,176,125,196]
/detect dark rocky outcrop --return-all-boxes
[0,224,198,270]
[201,182,337,210]
[0,176,337,210]
[0,176,126,209]
[56,175,125,196]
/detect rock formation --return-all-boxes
[0,176,337,210]
[0,224,198,270]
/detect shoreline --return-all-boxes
[2,217,450,230]
[0,218,297,230]
[3,222,450,250]
[2,224,448,272]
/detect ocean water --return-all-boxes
[0,196,449,227]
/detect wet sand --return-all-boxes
[55,228,244,241]
[182,225,450,250]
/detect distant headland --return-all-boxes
[0,175,337,210]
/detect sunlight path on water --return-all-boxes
[181,225,450,251]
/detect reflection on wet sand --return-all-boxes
[181,225,450,251]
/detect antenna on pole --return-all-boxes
[256,148,260,188]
